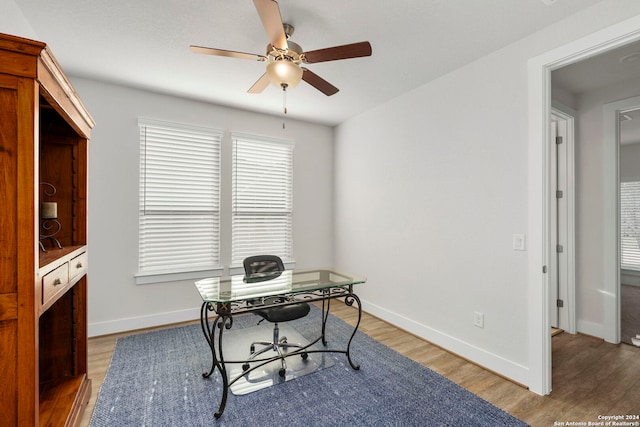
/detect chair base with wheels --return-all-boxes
[241,304,310,377]
[242,255,312,377]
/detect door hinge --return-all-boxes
[556,299,564,308]
[556,244,564,253]
[556,190,563,199]
[542,265,547,273]
[556,136,563,145]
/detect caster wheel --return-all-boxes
[250,344,255,353]
[242,363,250,371]
[301,352,308,360]
[278,368,286,377]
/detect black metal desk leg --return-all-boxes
[200,302,217,378]
[214,315,232,419]
[344,292,362,370]
[321,292,331,346]
[199,302,233,419]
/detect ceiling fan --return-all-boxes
[190,0,372,97]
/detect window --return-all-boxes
[137,118,222,282]
[231,134,294,265]
[621,180,640,270]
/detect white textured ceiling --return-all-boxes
[15,0,603,126]
[553,40,640,95]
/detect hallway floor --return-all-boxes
[622,284,640,345]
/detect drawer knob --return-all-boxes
[53,278,62,286]
[76,262,83,268]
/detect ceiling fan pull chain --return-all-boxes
[282,83,288,115]
[282,83,287,129]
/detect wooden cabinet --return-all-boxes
[0,33,95,426]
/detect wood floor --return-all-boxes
[622,284,640,345]
[79,302,640,427]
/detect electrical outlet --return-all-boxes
[474,312,484,328]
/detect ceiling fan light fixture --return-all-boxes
[266,60,303,88]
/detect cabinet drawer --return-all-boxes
[42,262,69,304]
[70,251,88,280]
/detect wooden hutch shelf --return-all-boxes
[0,33,95,426]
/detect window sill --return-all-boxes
[135,267,223,285]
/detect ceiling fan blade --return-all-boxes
[301,68,339,96]
[253,0,288,50]
[190,45,265,61]
[248,73,271,94]
[303,41,372,64]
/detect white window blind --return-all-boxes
[138,118,222,276]
[621,180,640,271]
[232,134,293,265]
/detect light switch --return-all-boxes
[513,234,526,251]
[474,312,484,328]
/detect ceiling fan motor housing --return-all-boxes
[266,40,303,59]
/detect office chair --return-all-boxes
[241,255,310,377]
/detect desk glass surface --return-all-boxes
[194,269,366,303]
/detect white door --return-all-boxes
[550,108,575,332]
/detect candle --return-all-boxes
[41,202,58,219]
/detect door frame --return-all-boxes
[527,15,640,395]
[603,95,640,344]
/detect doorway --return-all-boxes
[620,107,640,347]
[603,100,640,345]
[527,15,640,395]
[551,73,640,346]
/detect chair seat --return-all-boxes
[255,303,310,323]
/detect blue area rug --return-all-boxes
[90,305,529,426]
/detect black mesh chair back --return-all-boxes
[244,255,284,275]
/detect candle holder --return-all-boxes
[39,183,62,252]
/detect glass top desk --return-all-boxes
[194,268,366,419]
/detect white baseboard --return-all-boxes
[576,319,604,340]
[88,307,201,337]
[360,299,530,387]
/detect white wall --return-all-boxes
[69,78,334,336]
[334,0,640,388]
[621,143,640,180]
[0,0,36,38]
